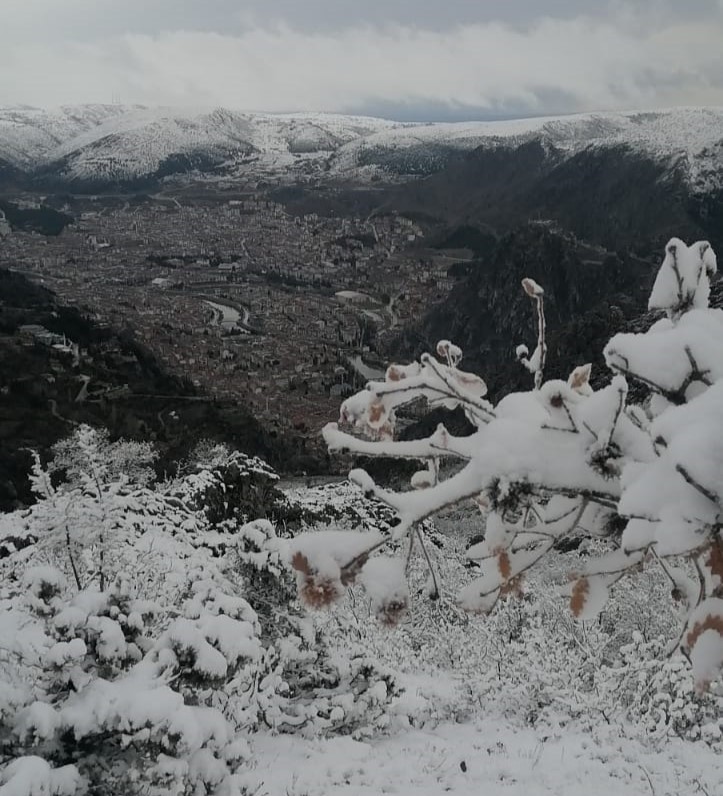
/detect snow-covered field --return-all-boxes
[253,718,722,796]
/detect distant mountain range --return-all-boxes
[1,104,722,192]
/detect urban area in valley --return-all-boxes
[1,193,466,444]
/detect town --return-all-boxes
[1,194,467,445]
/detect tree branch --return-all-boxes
[675,463,720,507]
[323,422,473,461]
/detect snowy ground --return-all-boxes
[264,485,721,796]
[252,716,722,795]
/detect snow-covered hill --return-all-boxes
[333,107,723,192]
[0,104,402,184]
[1,104,721,191]
[0,104,132,170]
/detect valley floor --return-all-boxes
[253,714,722,796]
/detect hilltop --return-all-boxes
[0,104,721,191]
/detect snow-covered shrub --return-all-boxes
[602,633,723,744]
[1,565,256,796]
[12,426,161,593]
[177,442,282,527]
[307,510,721,743]
[233,518,399,737]
[0,431,402,794]
[298,238,723,687]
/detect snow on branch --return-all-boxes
[323,421,474,461]
[649,238,717,320]
[605,312,723,405]
[338,349,494,438]
[294,238,723,686]
[517,277,547,389]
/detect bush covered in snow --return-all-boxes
[0,429,399,794]
[299,500,722,746]
[298,238,723,689]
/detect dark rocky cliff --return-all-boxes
[393,224,657,399]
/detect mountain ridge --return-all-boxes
[1,103,722,191]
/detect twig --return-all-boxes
[65,524,83,591]
[676,464,720,506]
[639,764,656,796]
[415,526,440,600]
[693,778,711,796]
[422,354,496,422]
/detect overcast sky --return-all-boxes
[1,0,722,119]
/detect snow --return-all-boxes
[251,718,723,796]
[1,104,722,189]
[359,557,409,615]
[606,309,723,395]
[0,104,399,181]
[14,702,61,742]
[690,626,723,689]
[288,529,385,588]
[648,238,717,316]
[196,614,261,665]
[0,758,82,796]
[0,104,130,169]
[44,639,87,668]
[333,106,723,192]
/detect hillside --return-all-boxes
[0,268,312,510]
[379,141,723,253]
[393,225,653,398]
[1,104,721,193]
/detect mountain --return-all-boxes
[337,108,723,190]
[1,104,722,193]
[392,223,658,399]
[379,140,723,254]
[0,104,131,171]
[0,104,401,188]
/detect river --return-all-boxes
[348,355,385,381]
[204,300,250,333]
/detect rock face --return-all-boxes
[385,142,723,253]
[395,224,658,398]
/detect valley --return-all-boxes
[0,190,456,453]
[3,3,723,793]
[1,102,722,494]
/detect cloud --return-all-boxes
[1,9,722,117]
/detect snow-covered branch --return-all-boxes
[323,421,474,460]
[294,238,723,687]
[517,277,547,389]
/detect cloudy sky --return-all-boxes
[1,0,722,119]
